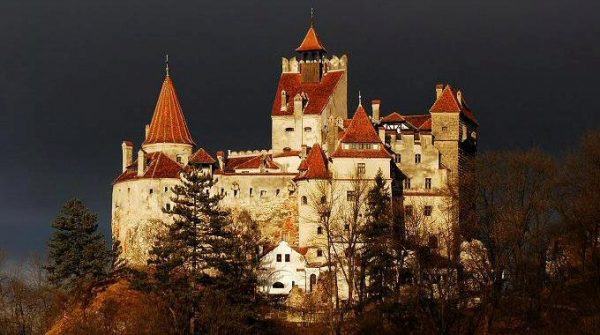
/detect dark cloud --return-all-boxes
[1,0,599,258]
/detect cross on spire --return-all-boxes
[165,54,169,76]
[310,8,315,26]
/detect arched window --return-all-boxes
[310,274,317,292]
[301,196,308,205]
[317,226,323,235]
[272,282,284,289]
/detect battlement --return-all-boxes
[281,54,348,74]
[227,149,273,158]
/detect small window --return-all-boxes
[344,223,350,231]
[276,254,282,262]
[176,155,182,163]
[260,190,267,197]
[347,190,356,202]
[149,188,153,194]
[428,236,438,249]
[276,189,280,196]
[285,127,294,132]
[249,188,253,197]
[220,188,224,195]
[405,205,413,217]
[424,205,433,217]
[165,203,171,211]
[394,154,401,163]
[404,178,411,189]
[273,282,284,289]
[285,254,290,262]
[357,163,366,175]
[301,196,308,205]
[304,127,312,132]
[164,187,168,192]
[442,126,448,132]
[320,196,326,204]
[415,154,421,164]
[425,178,432,189]
[316,249,323,257]
[233,190,239,198]
[317,226,323,235]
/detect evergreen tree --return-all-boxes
[147,166,259,333]
[45,198,110,290]
[361,170,396,304]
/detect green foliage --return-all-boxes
[361,170,397,303]
[45,198,110,291]
[146,166,261,333]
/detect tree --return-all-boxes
[361,169,396,304]
[147,166,260,334]
[45,198,110,291]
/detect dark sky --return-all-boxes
[1,0,599,259]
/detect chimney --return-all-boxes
[301,145,308,159]
[121,141,133,172]
[378,128,386,143]
[435,84,444,99]
[137,150,145,177]
[371,99,381,121]
[145,124,150,139]
[456,90,463,106]
[216,151,225,170]
[280,90,287,112]
[293,93,304,116]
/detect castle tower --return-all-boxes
[112,61,198,267]
[142,61,195,163]
[271,15,348,153]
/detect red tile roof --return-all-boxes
[296,24,326,52]
[380,112,405,123]
[271,71,344,117]
[222,155,281,173]
[419,118,432,131]
[114,152,182,184]
[272,150,301,158]
[339,105,381,143]
[189,148,216,164]
[143,75,195,146]
[429,85,478,125]
[331,106,392,159]
[403,115,432,129]
[294,144,331,180]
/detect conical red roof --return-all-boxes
[143,75,195,145]
[340,105,381,143]
[296,25,326,52]
[429,85,478,125]
[295,144,331,180]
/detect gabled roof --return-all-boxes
[339,105,381,143]
[429,85,478,125]
[221,154,281,173]
[272,71,344,116]
[189,148,215,164]
[380,112,405,123]
[114,152,182,184]
[144,75,195,146]
[296,24,326,52]
[331,105,392,159]
[294,144,331,181]
[403,115,432,129]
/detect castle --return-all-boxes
[111,19,478,294]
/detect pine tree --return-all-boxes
[45,198,110,290]
[361,170,396,304]
[147,166,259,333]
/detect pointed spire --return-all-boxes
[358,90,362,106]
[143,64,195,146]
[165,54,169,76]
[296,9,327,53]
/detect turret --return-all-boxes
[296,13,327,83]
[121,141,133,172]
